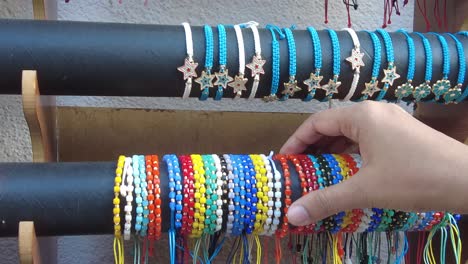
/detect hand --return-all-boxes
[280,101,468,226]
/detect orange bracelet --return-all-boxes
[274,155,291,238]
[148,155,162,239]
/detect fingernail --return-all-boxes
[287,204,310,226]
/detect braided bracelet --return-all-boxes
[231,155,246,236]
[447,33,467,103]
[202,154,217,234]
[242,155,257,234]
[223,154,236,235]
[179,155,194,236]
[430,33,451,101]
[395,30,415,102]
[320,29,341,101]
[413,32,433,102]
[343,27,365,101]
[212,154,224,232]
[178,22,198,99]
[195,25,215,101]
[280,27,301,100]
[274,155,291,238]
[360,31,382,100]
[304,27,323,101]
[244,21,266,99]
[214,24,233,100]
[376,29,400,101]
[264,25,285,102]
[228,25,248,98]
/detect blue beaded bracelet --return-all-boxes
[132,155,143,234]
[241,154,257,234]
[163,154,178,264]
[376,29,400,101]
[139,155,150,237]
[413,32,433,102]
[195,25,215,101]
[395,30,415,102]
[304,27,323,101]
[320,29,341,101]
[264,25,285,102]
[214,24,233,100]
[280,27,301,101]
[360,31,382,101]
[430,33,451,101]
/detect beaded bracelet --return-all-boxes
[341,154,363,233]
[288,154,307,232]
[425,212,444,231]
[297,155,317,233]
[228,25,248,98]
[219,156,229,228]
[266,153,282,236]
[259,154,273,235]
[280,27,301,101]
[212,154,224,232]
[179,155,194,236]
[191,154,205,238]
[274,155,291,238]
[320,29,341,101]
[447,33,467,103]
[244,21,266,100]
[214,24,233,100]
[430,33,451,101]
[413,32,433,102]
[152,155,162,239]
[133,155,143,235]
[321,154,344,233]
[395,30,415,102]
[120,157,134,240]
[308,155,325,190]
[201,154,218,234]
[332,154,355,232]
[360,30,382,100]
[230,155,245,236]
[178,22,198,99]
[315,155,338,232]
[387,210,410,231]
[304,27,323,101]
[264,25,285,102]
[195,25,215,101]
[139,155,150,237]
[376,29,400,101]
[375,209,395,232]
[242,154,257,234]
[145,155,158,244]
[223,154,236,235]
[249,154,267,235]
[343,28,365,101]
[113,155,125,264]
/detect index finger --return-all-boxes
[280,105,360,154]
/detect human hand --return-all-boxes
[280,101,468,226]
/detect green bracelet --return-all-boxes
[201,154,218,234]
[375,209,395,231]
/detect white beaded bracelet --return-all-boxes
[267,152,282,235]
[120,157,134,240]
[212,154,224,231]
[260,154,274,235]
[223,155,236,235]
[343,28,365,101]
[132,155,143,236]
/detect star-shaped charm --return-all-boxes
[303,73,323,93]
[228,75,248,94]
[321,79,341,96]
[263,94,278,102]
[177,58,198,80]
[194,70,214,91]
[282,80,301,96]
[432,79,451,100]
[345,48,365,70]
[381,67,400,86]
[362,81,381,97]
[413,82,431,102]
[395,82,413,100]
[213,69,234,89]
[443,86,462,104]
[246,56,266,77]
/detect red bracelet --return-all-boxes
[425,212,444,231]
[145,155,156,241]
[179,155,195,236]
[274,155,291,238]
[297,154,318,233]
[341,154,363,233]
[151,155,162,239]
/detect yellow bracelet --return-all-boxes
[333,154,354,230]
[250,154,269,234]
[113,155,125,264]
[191,154,206,238]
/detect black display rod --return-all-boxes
[0,19,466,100]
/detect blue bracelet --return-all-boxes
[195,25,215,101]
[320,29,341,101]
[457,31,468,37]
[280,27,301,101]
[303,27,323,101]
[366,208,384,232]
[308,155,325,189]
[139,155,150,237]
[163,154,179,264]
[413,32,433,102]
[214,25,233,100]
[446,33,467,103]
[376,29,400,101]
[263,25,285,102]
[323,154,345,233]
[430,33,452,101]
[242,154,257,234]
[133,155,143,234]
[232,155,246,236]
[395,30,415,102]
[360,30,382,101]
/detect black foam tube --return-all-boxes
[0,19,466,100]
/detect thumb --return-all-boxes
[287,174,367,226]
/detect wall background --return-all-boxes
[0,0,414,263]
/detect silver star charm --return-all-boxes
[177,58,198,80]
[282,80,301,96]
[246,56,266,77]
[381,67,400,86]
[194,70,214,91]
[303,73,323,93]
[321,79,341,96]
[214,69,234,89]
[263,94,278,102]
[362,80,381,97]
[346,48,365,70]
[228,75,248,94]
